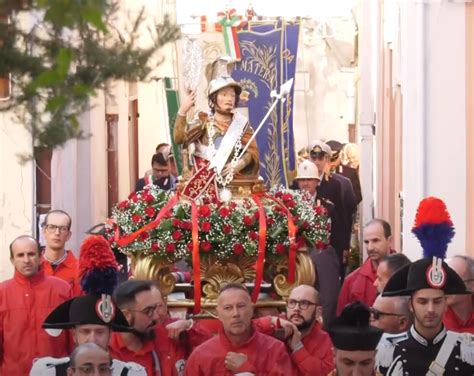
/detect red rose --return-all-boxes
[117,200,129,210]
[275,192,283,198]
[200,241,212,252]
[144,207,156,217]
[128,192,138,200]
[198,205,211,217]
[253,211,260,220]
[141,192,154,203]
[182,221,192,230]
[249,230,258,241]
[172,231,183,241]
[286,200,296,208]
[302,221,310,230]
[201,221,212,232]
[173,219,181,227]
[275,243,286,254]
[187,242,194,252]
[151,242,159,251]
[243,215,254,226]
[229,202,237,210]
[315,206,324,215]
[140,232,149,240]
[282,193,293,202]
[267,218,275,225]
[219,207,231,218]
[223,224,232,234]
[165,243,175,253]
[132,214,142,223]
[233,243,244,255]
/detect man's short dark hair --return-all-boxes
[42,209,72,230]
[365,218,392,238]
[9,235,40,258]
[113,280,158,308]
[219,282,249,296]
[69,343,110,368]
[381,253,411,276]
[151,152,167,167]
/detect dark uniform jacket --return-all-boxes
[317,175,349,253]
[376,326,474,375]
[336,164,362,205]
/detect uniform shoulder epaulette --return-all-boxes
[456,332,474,366]
[375,332,408,369]
[112,359,147,376]
[30,357,70,375]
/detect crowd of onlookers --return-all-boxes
[1,139,473,375]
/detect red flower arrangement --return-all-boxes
[106,185,331,264]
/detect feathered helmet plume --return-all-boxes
[411,197,454,259]
[79,235,119,295]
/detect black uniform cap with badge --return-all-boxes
[309,140,332,160]
[327,301,383,352]
[43,235,132,334]
[326,140,344,162]
[382,197,469,298]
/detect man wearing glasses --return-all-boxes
[41,209,81,295]
[370,296,412,334]
[255,285,334,376]
[445,255,474,334]
[111,280,187,376]
[67,343,113,376]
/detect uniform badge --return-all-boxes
[95,294,116,323]
[426,257,446,288]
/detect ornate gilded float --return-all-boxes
[105,185,330,314]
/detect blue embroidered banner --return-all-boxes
[234,20,299,187]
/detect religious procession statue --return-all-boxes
[105,56,331,316]
[174,56,261,203]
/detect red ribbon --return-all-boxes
[191,201,201,314]
[251,194,267,303]
[263,194,298,284]
[116,194,179,248]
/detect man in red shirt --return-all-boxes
[255,285,334,376]
[110,280,187,376]
[444,255,474,333]
[41,210,81,295]
[0,235,72,375]
[185,283,294,375]
[337,219,393,314]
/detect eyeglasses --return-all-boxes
[287,299,317,310]
[70,364,112,375]
[370,308,404,320]
[43,224,70,233]
[129,303,164,318]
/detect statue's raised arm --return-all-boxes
[174,56,260,202]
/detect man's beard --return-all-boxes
[291,311,316,332]
[130,317,156,342]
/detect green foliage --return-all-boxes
[0,0,180,151]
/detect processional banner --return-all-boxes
[234,20,299,187]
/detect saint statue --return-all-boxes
[174,56,260,202]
